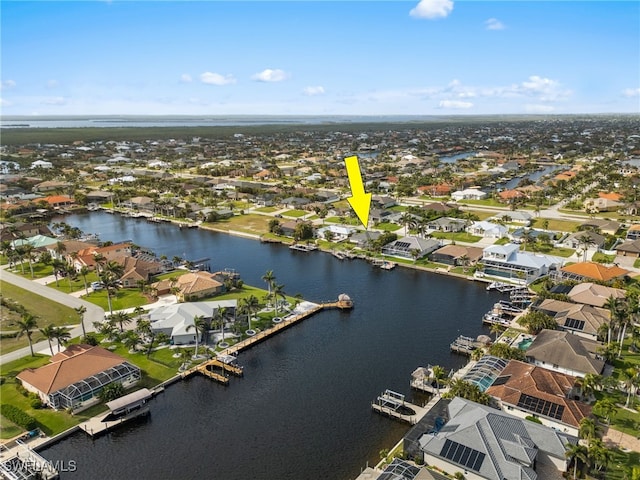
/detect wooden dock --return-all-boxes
[371,390,429,425]
[79,407,150,437]
[183,296,353,385]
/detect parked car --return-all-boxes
[91,281,104,290]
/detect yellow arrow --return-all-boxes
[344,155,371,229]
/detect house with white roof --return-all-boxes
[30,159,53,169]
[451,188,487,201]
[316,224,357,242]
[149,300,237,345]
[467,221,508,239]
[480,244,565,284]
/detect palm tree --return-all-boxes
[213,307,227,343]
[587,438,613,475]
[39,324,57,356]
[100,261,124,315]
[179,348,192,370]
[53,326,71,352]
[51,259,66,287]
[578,417,599,442]
[78,266,90,295]
[593,398,618,425]
[123,330,141,353]
[241,295,260,331]
[618,293,638,357]
[431,365,446,393]
[272,283,286,316]
[22,244,36,278]
[565,442,589,480]
[186,315,207,358]
[490,322,504,342]
[111,311,132,332]
[603,296,620,345]
[262,270,276,297]
[578,373,602,401]
[576,233,594,262]
[621,366,640,408]
[74,305,87,338]
[16,313,38,356]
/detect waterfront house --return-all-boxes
[148,300,237,345]
[532,298,609,341]
[418,397,576,480]
[566,282,626,308]
[486,360,592,436]
[552,261,630,283]
[381,237,440,260]
[430,244,483,267]
[174,271,225,301]
[524,329,605,378]
[479,244,564,284]
[17,344,141,411]
[349,231,381,248]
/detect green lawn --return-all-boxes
[282,209,307,218]
[254,206,278,213]
[202,213,271,235]
[83,288,150,312]
[375,222,402,232]
[456,198,504,207]
[531,217,582,232]
[152,270,189,282]
[0,281,81,354]
[325,216,361,226]
[430,232,482,243]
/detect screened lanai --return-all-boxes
[462,355,508,392]
[49,362,141,409]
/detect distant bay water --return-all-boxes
[0,115,449,129]
[39,213,503,480]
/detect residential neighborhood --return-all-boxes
[1,117,640,480]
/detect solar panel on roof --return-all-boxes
[564,318,585,331]
[440,439,486,472]
[517,393,565,420]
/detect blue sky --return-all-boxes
[1,1,639,116]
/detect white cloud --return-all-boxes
[303,86,325,96]
[252,69,289,82]
[46,79,59,88]
[517,75,571,101]
[485,18,505,30]
[200,72,236,85]
[524,104,555,113]
[0,98,12,107]
[622,87,640,97]
[180,74,193,83]
[42,96,66,105]
[438,100,473,109]
[1,80,16,90]
[410,0,453,19]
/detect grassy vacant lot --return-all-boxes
[282,209,307,218]
[0,281,80,354]
[202,214,271,236]
[254,206,278,213]
[430,231,482,243]
[531,217,582,232]
[376,222,402,232]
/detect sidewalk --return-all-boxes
[0,268,105,364]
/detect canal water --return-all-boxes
[41,213,502,479]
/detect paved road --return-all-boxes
[0,268,105,364]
